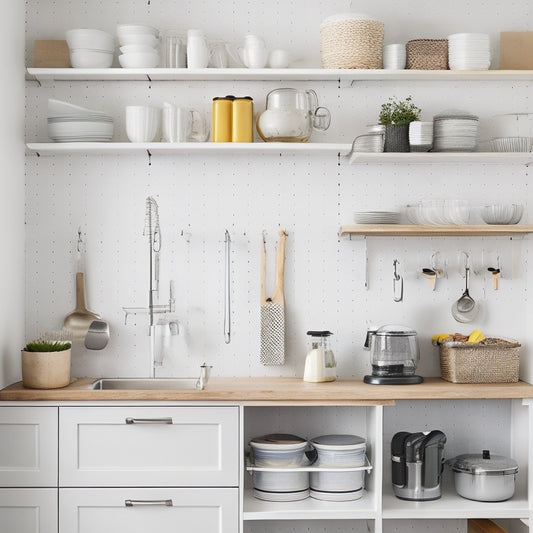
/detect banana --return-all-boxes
[467,329,485,343]
[431,333,451,345]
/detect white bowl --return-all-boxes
[117,24,159,35]
[119,44,158,54]
[119,52,159,68]
[66,29,115,51]
[125,106,160,142]
[490,137,533,152]
[118,33,160,48]
[69,49,114,68]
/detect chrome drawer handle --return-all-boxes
[125,417,173,424]
[125,499,173,507]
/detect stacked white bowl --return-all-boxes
[65,29,115,68]
[309,434,367,501]
[249,433,309,501]
[448,33,491,70]
[117,24,160,67]
[47,98,114,142]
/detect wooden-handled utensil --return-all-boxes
[260,230,287,365]
[63,272,100,340]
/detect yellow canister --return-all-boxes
[232,96,253,142]
[212,96,233,142]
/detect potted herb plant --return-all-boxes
[21,339,72,389]
[378,95,421,152]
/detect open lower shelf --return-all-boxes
[243,488,378,521]
[26,67,533,83]
[26,141,352,157]
[340,224,533,237]
[382,486,529,520]
[349,152,533,165]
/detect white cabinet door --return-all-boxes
[0,407,58,487]
[60,487,238,533]
[0,488,57,533]
[59,406,239,486]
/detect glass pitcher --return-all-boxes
[256,88,331,142]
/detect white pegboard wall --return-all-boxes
[24,0,533,382]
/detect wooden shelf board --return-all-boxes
[340,224,533,237]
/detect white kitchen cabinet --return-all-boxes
[0,488,58,533]
[0,406,57,487]
[59,406,239,487]
[59,487,238,533]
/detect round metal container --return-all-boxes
[448,450,518,502]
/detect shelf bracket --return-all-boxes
[146,149,152,166]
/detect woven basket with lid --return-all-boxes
[320,13,384,69]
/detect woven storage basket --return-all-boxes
[320,15,384,69]
[439,339,520,383]
[406,39,448,70]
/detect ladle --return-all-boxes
[451,266,479,323]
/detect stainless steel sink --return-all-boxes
[91,377,202,390]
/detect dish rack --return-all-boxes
[245,454,373,473]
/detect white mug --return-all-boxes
[162,102,208,142]
[125,106,160,143]
[268,48,290,68]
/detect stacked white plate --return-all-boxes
[354,211,400,224]
[352,132,384,152]
[448,33,491,70]
[433,111,479,152]
[47,98,114,142]
[409,121,433,152]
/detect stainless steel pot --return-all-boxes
[447,450,518,502]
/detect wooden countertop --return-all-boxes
[2,377,533,404]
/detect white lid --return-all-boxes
[310,434,366,450]
[250,433,307,451]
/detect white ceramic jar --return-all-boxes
[186,29,209,68]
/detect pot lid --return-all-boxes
[375,324,417,336]
[249,433,307,450]
[448,450,518,475]
[310,434,366,450]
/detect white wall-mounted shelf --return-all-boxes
[26,67,533,83]
[340,224,533,237]
[26,142,352,157]
[349,152,533,165]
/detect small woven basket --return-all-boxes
[320,15,384,69]
[406,39,448,70]
[439,339,520,383]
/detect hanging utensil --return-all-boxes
[224,229,231,344]
[422,268,437,291]
[84,319,110,350]
[260,230,287,365]
[393,259,403,302]
[488,267,500,290]
[451,266,479,323]
[63,272,101,340]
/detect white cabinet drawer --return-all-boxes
[0,407,58,487]
[59,406,239,486]
[59,487,238,533]
[0,488,58,533]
